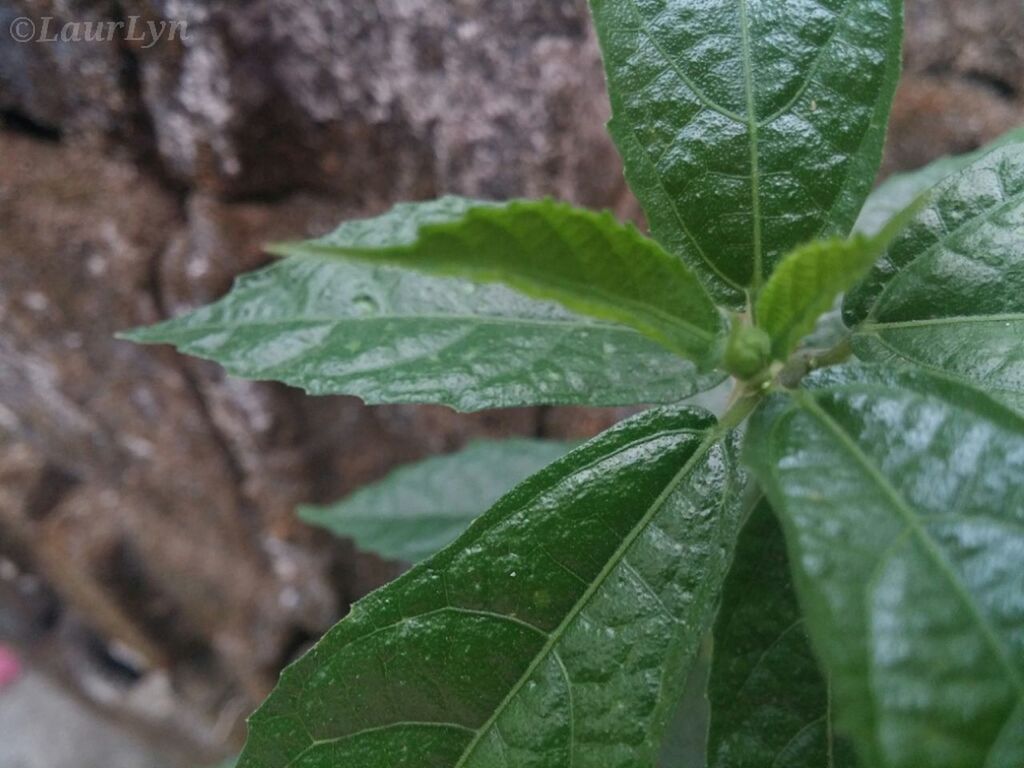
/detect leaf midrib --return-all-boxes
[260,425,715,768]
[738,0,764,295]
[134,312,654,337]
[857,312,1024,332]
[299,244,720,348]
[617,118,746,294]
[794,391,1024,700]
[453,425,724,767]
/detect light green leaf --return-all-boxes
[757,198,920,361]
[123,257,724,412]
[589,0,903,305]
[746,364,1024,768]
[844,143,1024,412]
[707,498,857,768]
[271,197,724,365]
[238,405,747,768]
[855,126,1024,236]
[300,439,575,563]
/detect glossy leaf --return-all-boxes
[300,439,575,563]
[758,199,920,360]
[707,499,856,768]
[856,126,1024,236]
[746,364,1024,768]
[238,405,747,768]
[272,197,724,364]
[589,0,903,305]
[844,143,1024,412]
[123,257,724,412]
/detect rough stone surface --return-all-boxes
[128,0,625,206]
[1,0,1023,762]
[0,134,313,757]
[885,0,1024,173]
[0,2,128,139]
[0,132,548,760]
[3,1,1022,201]
[2,0,632,210]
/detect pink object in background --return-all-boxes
[0,645,22,690]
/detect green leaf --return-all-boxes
[238,405,747,768]
[707,499,857,768]
[271,197,724,365]
[844,143,1024,412]
[123,257,724,412]
[589,0,903,306]
[757,199,921,361]
[855,126,1024,236]
[300,439,575,563]
[745,364,1024,768]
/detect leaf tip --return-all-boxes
[265,240,309,259]
[115,324,163,345]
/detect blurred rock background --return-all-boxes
[0,0,1021,765]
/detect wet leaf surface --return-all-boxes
[239,406,746,768]
[747,365,1024,768]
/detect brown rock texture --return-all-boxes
[886,0,1024,172]
[0,131,557,759]
[1,0,1023,761]
[1,0,633,210]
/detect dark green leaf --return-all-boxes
[707,499,857,768]
[589,0,903,305]
[238,406,747,768]
[272,197,723,364]
[746,364,1024,768]
[123,257,724,412]
[757,199,921,361]
[300,439,575,563]
[844,143,1024,412]
[855,126,1024,236]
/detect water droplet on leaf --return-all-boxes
[352,294,380,315]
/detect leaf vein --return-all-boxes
[622,0,746,123]
[452,426,723,766]
[797,393,1024,699]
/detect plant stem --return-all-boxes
[808,337,853,371]
[719,384,764,431]
[777,336,854,388]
